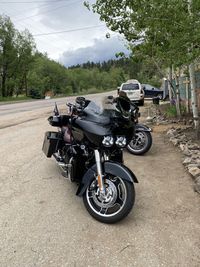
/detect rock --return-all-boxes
[193,159,200,166]
[146,116,154,123]
[176,127,182,133]
[194,176,200,194]
[178,134,188,142]
[182,148,192,156]
[182,157,193,165]
[185,126,193,130]
[187,164,200,169]
[170,137,179,146]
[188,144,200,150]
[179,143,187,151]
[192,154,200,159]
[166,129,176,137]
[195,176,200,183]
[165,122,200,190]
[188,167,200,178]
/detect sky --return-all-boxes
[0,0,129,66]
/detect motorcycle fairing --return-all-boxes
[73,119,111,146]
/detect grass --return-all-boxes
[166,105,177,117]
[0,88,116,103]
[0,95,32,102]
[160,103,187,118]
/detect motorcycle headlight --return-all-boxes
[115,136,127,148]
[102,136,114,147]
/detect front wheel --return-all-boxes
[83,174,135,224]
[127,131,152,155]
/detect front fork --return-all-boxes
[94,149,105,194]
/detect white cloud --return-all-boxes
[0,0,130,64]
[60,36,130,66]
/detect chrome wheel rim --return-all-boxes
[86,176,127,218]
[129,132,148,151]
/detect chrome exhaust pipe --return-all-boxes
[53,153,73,181]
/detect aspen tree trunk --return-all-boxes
[188,0,200,137]
[174,73,181,117]
[189,63,200,137]
[168,66,173,103]
[185,77,190,113]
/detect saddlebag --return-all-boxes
[42,131,63,157]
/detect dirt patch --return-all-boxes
[152,124,182,133]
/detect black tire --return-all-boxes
[139,99,144,106]
[83,174,135,224]
[127,131,152,155]
[157,94,163,100]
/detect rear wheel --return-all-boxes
[127,131,152,155]
[83,174,135,224]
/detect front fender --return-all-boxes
[76,161,138,197]
[135,123,152,132]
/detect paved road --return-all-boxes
[0,91,116,116]
[0,91,116,129]
[0,93,200,267]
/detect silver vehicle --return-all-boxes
[118,79,144,106]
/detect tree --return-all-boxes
[0,15,17,97]
[90,1,200,66]
[0,15,36,98]
[15,30,36,96]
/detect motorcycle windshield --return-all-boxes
[84,101,102,115]
[83,101,114,125]
[83,98,122,124]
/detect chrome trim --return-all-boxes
[94,150,105,194]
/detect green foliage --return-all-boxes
[166,105,177,118]
[92,0,200,68]
[165,103,187,118]
[0,95,31,102]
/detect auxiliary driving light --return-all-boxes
[115,136,127,147]
[102,136,114,147]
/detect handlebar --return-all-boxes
[66,101,84,116]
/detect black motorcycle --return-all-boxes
[127,102,152,155]
[42,96,138,224]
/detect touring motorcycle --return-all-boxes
[127,103,152,155]
[42,95,138,223]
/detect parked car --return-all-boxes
[118,79,144,106]
[142,84,163,99]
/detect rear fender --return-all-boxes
[135,123,152,132]
[76,161,138,197]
